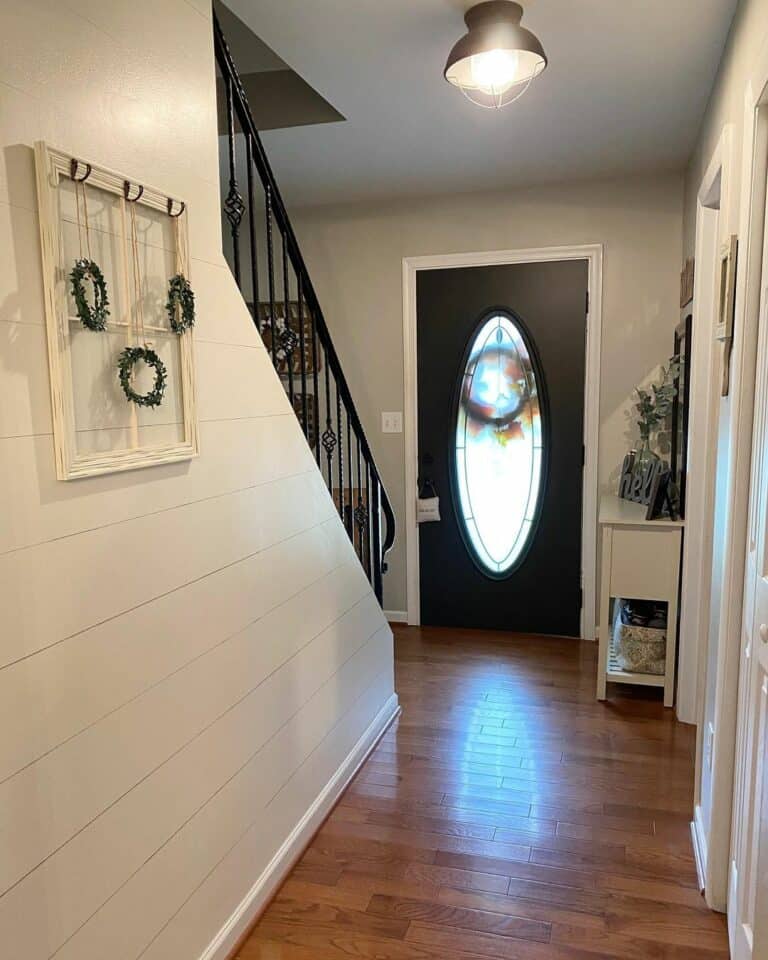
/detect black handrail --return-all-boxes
[213,14,395,603]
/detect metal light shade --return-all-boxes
[445,1,547,109]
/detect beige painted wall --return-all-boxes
[683,0,764,257]
[0,1,394,958]
[291,175,684,614]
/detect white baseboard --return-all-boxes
[383,610,408,623]
[727,859,739,956]
[199,692,401,960]
[691,807,708,893]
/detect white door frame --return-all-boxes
[678,125,735,728]
[402,244,603,638]
[727,36,768,951]
[687,93,768,913]
[683,123,737,906]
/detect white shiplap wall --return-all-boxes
[0,1,397,958]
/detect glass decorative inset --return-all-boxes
[454,312,544,576]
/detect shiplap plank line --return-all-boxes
[0,519,352,782]
[0,561,374,894]
[0,329,292,441]
[140,669,395,960]
[0,470,336,669]
[0,600,389,958]
[0,414,313,556]
[55,655,394,960]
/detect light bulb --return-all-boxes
[469,48,521,95]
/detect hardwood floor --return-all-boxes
[235,625,729,959]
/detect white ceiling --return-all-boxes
[222,0,737,207]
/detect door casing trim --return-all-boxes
[402,244,603,637]
[717,33,768,945]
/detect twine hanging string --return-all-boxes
[172,212,189,279]
[69,170,109,332]
[129,201,148,347]
[117,195,168,410]
[74,180,93,262]
[166,203,195,335]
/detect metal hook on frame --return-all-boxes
[167,197,186,218]
[123,180,144,203]
[70,159,92,183]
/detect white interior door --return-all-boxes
[730,284,768,960]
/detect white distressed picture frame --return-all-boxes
[34,141,199,480]
[715,234,738,342]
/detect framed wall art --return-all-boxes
[679,257,694,308]
[254,299,320,378]
[34,142,199,480]
[715,235,738,396]
[715,235,737,342]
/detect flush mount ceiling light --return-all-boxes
[444,1,547,109]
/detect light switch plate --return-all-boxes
[382,411,403,434]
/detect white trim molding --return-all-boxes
[692,808,708,893]
[383,610,409,623]
[199,693,400,960]
[684,106,764,916]
[725,38,768,955]
[678,125,735,726]
[402,245,603,638]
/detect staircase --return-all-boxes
[213,15,395,604]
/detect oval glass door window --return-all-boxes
[454,312,545,577]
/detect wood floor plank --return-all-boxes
[276,878,372,911]
[404,861,511,894]
[241,923,480,960]
[262,898,410,939]
[595,871,707,908]
[529,847,697,887]
[234,625,729,960]
[437,886,608,931]
[434,850,597,889]
[405,920,608,960]
[361,808,499,840]
[335,869,442,902]
[550,922,730,958]
[367,893,551,942]
[442,794,533,817]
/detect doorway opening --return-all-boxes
[402,245,603,637]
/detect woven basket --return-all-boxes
[613,604,666,675]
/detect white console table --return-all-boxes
[596,494,684,708]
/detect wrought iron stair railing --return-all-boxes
[213,15,395,603]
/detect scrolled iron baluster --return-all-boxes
[346,412,354,538]
[363,460,372,577]
[297,275,308,439]
[281,233,295,409]
[311,312,321,464]
[355,433,366,566]
[265,185,277,367]
[245,133,259,323]
[321,351,336,491]
[336,384,345,522]
[223,73,245,286]
[370,472,383,603]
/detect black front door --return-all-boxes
[417,260,588,636]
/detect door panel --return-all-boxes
[731,289,768,960]
[416,261,587,635]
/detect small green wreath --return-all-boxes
[117,346,167,408]
[166,273,195,333]
[69,258,110,331]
